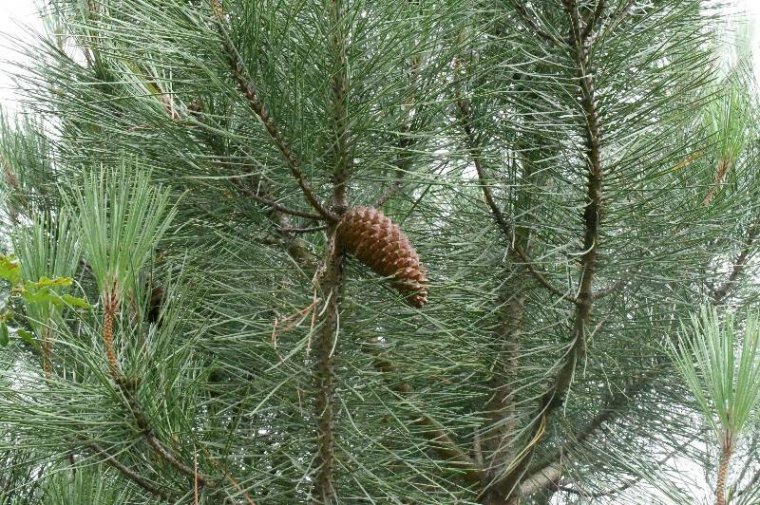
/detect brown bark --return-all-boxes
[311,230,343,504]
[715,434,733,505]
[312,2,350,502]
[103,286,121,380]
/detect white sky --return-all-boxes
[0,0,44,113]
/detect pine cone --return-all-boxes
[337,207,428,308]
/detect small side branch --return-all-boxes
[513,246,579,305]
[522,374,657,494]
[582,0,606,40]
[115,378,214,488]
[369,348,484,485]
[87,442,173,502]
[711,220,760,303]
[506,0,557,44]
[595,0,637,41]
[556,428,709,500]
[231,178,324,220]
[211,2,334,221]
[454,74,575,304]
[455,96,511,238]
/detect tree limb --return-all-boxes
[492,0,605,497]
[311,2,351,501]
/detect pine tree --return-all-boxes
[1,1,759,504]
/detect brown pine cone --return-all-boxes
[337,207,427,308]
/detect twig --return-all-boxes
[235,182,324,220]
[506,0,557,44]
[88,442,173,501]
[194,450,199,505]
[455,97,511,238]
[115,378,213,488]
[594,0,637,42]
[146,434,207,485]
[207,147,320,263]
[711,219,760,304]
[513,246,579,304]
[556,428,709,499]
[210,2,335,221]
[278,225,327,234]
[582,0,606,40]
[368,345,484,485]
[454,63,575,304]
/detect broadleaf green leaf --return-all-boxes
[0,255,21,285]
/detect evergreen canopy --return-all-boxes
[1,1,759,504]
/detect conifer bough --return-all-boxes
[337,207,428,307]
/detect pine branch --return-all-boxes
[312,3,351,501]
[592,274,632,300]
[556,428,709,500]
[278,225,327,234]
[521,374,657,495]
[210,2,335,221]
[494,1,605,497]
[312,237,342,505]
[735,467,760,501]
[454,73,576,305]
[209,149,319,264]
[711,219,760,303]
[513,246,579,304]
[115,378,214,488]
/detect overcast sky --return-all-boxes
[0,0,44,112]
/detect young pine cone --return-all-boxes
[337,207,428,308]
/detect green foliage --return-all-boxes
[63,164,175,298]
[671,306,760,441]
[0,1,758,505]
